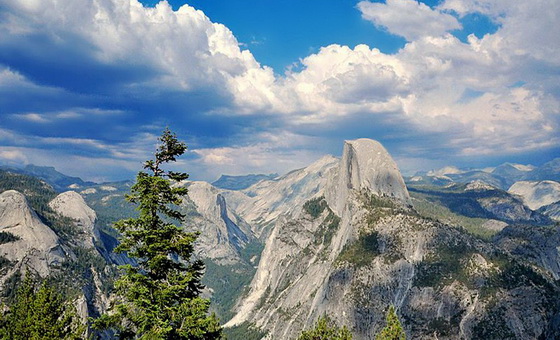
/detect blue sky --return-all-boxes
[0,0,558,182]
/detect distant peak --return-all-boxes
[326,138,410,214]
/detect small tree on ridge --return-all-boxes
[375,305,405,340]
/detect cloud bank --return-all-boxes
[0,0,558,181]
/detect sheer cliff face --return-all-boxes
[226,139,560,340]
[325,139,410,216]
[0,190,63,278]
[226,139,414,331]
[180,181,254,265]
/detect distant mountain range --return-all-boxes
[212,173,279,191]
[0,164,96,192]
[409,159,560,190]
[1,145,559,339]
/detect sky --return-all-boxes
[0,0,559,182]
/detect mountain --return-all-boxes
[226,139,560,339]
[0,164,96,192]
[179,181,255,265]
[492,162,535,184]
[324,139,410,215]
[508,180,560,210]
[408,181,551,228]
[0,170,125,333]
[49,191,97,248]
[2,142,560,339]
[526,158,560,182]
[407,160,560,191]
[223,155,340,238]
[0,190,64,278]
[212,174,278,191]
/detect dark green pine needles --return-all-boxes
[92,128,222,339]
[0,276,85,340]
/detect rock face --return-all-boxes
[495,225,560,280]
[224,155,340,238]
[180,181,254,265]
[0,190,64,278]
[539,202,560,221]
[325,139,410,215]
[226,139,560,340]
[508,180,560,210]
[49,191,97,247]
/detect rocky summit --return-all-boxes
[0,190,64,278]
[225,139,560,339]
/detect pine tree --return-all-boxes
[0,276,85,339]
[298,314,352,340]
[92,128,222,339]
[375,305,406,340]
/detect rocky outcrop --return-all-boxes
[325,139,410,216]
[539,202,560,221]
[494,225,560,280]
[0,190,64,278]
[508,180,560,210]
[180,181,254,265]
[224,155,339,237]
[49,191,97,247]
[226,139,560,340]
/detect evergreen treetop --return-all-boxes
[375,305,406,340]
[0,275,85,340]
[92,128,222,339]
[298,314,352,340]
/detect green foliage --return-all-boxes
[202,240,263,321]
[411,192,495,240]
[1,272,21,300]
[336,232,380,267]
[304,196,328,218]
[375,305,406,340]
[0,231,20,244]
[305,197,341,249]
[298,315,352,340]
[202,260,255,321]
[414,242,472,288]
[92,128,222,339]
[223,322,267,340]
[0,276,85,339]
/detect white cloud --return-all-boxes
[0,0,558,177]
[191,131,326,180]
[0,149,28,163]
[357,0,462,41]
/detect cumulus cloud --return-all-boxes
[357,0,462,41]
[0,0,558,179]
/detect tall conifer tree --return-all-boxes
[93,128,222,339]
